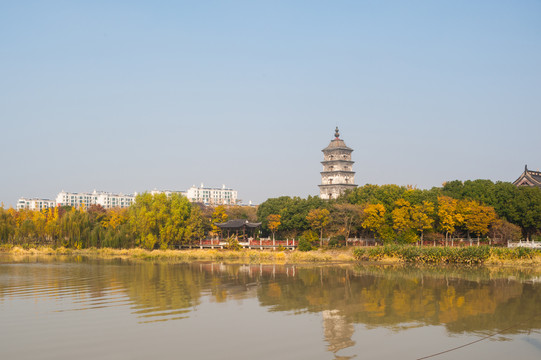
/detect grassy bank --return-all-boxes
[0,245,355,264]
[2,245,541,265]
[353,245,541,265]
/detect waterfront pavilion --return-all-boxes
[215,219,261,240]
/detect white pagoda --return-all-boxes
[319,127,357,199]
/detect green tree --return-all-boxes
[306,208,330,247]
[329,203,364,244]
[186,205,205,246]
[257,196,326,237]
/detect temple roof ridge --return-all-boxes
[513,165,541,188]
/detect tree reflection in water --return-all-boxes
[2,256,541,358]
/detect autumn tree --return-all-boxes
[185,205,205,246]
[0,207,15,242]
[410,201,435,245]
[306,208,330,247]
[128,193,193,249]
[461,200,497,245]
[105,207,128,230]
[391,199,412,233]
[267,214,281,246]
[391,199,418,244]
[361,204,386,240]
[437,196,463,245]
[211,205,228,239]
[489,219,522,245]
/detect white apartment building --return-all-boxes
[16,198,56,211]
[16,184,238,211]
[55,190,135,209]
[185,184,238,205]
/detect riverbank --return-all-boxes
[1,245,541,265]
[0,246,355,264]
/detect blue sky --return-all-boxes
[1,0,540,206]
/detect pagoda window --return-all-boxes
[329,178,333,184]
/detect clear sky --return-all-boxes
[1,0,540,206]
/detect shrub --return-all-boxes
[395,230,418,245]
[378,226,396,243]
[225,237,242,251]
[328,235,346,248]
[353,245,495,264]
[0,243,13,252]
[353,248,367,260]
[302,230,319,243]
[367,246,385,260]
[297,237,313,252]
[141,234,157,250]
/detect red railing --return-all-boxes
[197,239,297,246]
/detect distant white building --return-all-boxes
[55,190,135,209]
[185,184,238,205]
[149,189,186,197]
[16,184,238,211]
[16,198,56,211]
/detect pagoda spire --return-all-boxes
[334,126,340,139]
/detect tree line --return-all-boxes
[1,180,540,249]
[257,180,539,246]
[0,193,256,249]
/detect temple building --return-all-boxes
[513,165,541,188]
[319,127,357,199]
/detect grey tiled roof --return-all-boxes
[215,219,262,229]
[322,138,353,152]
[513,165,541,187]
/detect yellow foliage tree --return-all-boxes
[46,207,61,245]
[267,214,281,246]
[391,199,413,233]
[410,201,435,245]
[105,208,128,230]
[32,210,47,243]
[437,196,464,245]
[362,204,386,239]
[461,200,497,245]
[211,205,228,239]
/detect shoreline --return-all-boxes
[0,246,354,264]
[1,245,541,267]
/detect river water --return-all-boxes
[1,255,541,360]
